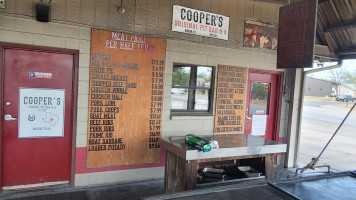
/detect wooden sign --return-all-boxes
[214,65,247,133]
[277,0,317,69]
[87,29,166,168]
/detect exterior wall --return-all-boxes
[304,77,333,97]
[163,40,281,137]
[0,0,287,187]
[339,85,355,97]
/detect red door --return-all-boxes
[244,70,281,141]
[1,47,75,186]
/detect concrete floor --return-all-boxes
[0,166,296,200]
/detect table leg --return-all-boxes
[265,154,275,180]
[164,150,197,193]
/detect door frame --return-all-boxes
[0,42,79,191]
[247,68,284,141]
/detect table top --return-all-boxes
[158,133,287,160]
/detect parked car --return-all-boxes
[335,94,355,102]
[171,88,187,95]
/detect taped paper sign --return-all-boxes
[18,88,65,138]
[251,115,267,136]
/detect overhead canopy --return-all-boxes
[317,0,356,60]
[268,0,356,62]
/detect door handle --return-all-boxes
[4,114,17,121]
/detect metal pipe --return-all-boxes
[294,60,343,167]
[304,60,343,75]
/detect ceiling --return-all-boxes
[263,0,356,62]
[316,0,356,61]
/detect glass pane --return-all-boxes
[171,88,188,109]
[196,67,212,88]
[249,82,270,116]
[172,67,191,87]
[194,89,209,110]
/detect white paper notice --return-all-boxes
[251,115,267,136]
[18,88,65,138]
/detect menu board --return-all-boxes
[87,29,166,168]
[214,65,247,133]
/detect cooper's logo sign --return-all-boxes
[172,5,229,40]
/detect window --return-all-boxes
[171,64,214,115]
[249,82,270,116]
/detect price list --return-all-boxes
[88,53,135,152]
[148,59,165,149]
[214,65,247,133]
[87,29,166,168]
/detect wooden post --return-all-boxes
[164,150,198,193]
[265,154,275,180]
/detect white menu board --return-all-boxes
[172,5,229,40]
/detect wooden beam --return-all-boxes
[314,44,336,57]
[318,0,330,3]
[324,21,356,32]
[337,48,356,55]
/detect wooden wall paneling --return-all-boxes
[260,1,270,22]
[228,0,238,42]
[236,0,246,42]
[253,0,262,20]
[87,29,166,168]
[272,2,282,24]
[245,0,255,19]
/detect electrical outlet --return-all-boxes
[0,0,5,9]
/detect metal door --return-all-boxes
[244,70,281,140]
[1,47,74,187]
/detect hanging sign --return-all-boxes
[277,0,317,68]
[172,5,229,40]
[18,88,65,138]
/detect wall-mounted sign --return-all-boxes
[251,115,267,136]
[172,5,229,40]
[214,65,247,133]
[244,18,278,50]
[277,0,317,69]
[264,83,270,92]
[29,72,53,79]
[87,29,166,168]
[18,88,65,138]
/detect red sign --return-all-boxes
[277,0,318,69]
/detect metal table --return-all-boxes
[158,133,287,193]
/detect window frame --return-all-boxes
[170,63,215,117]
